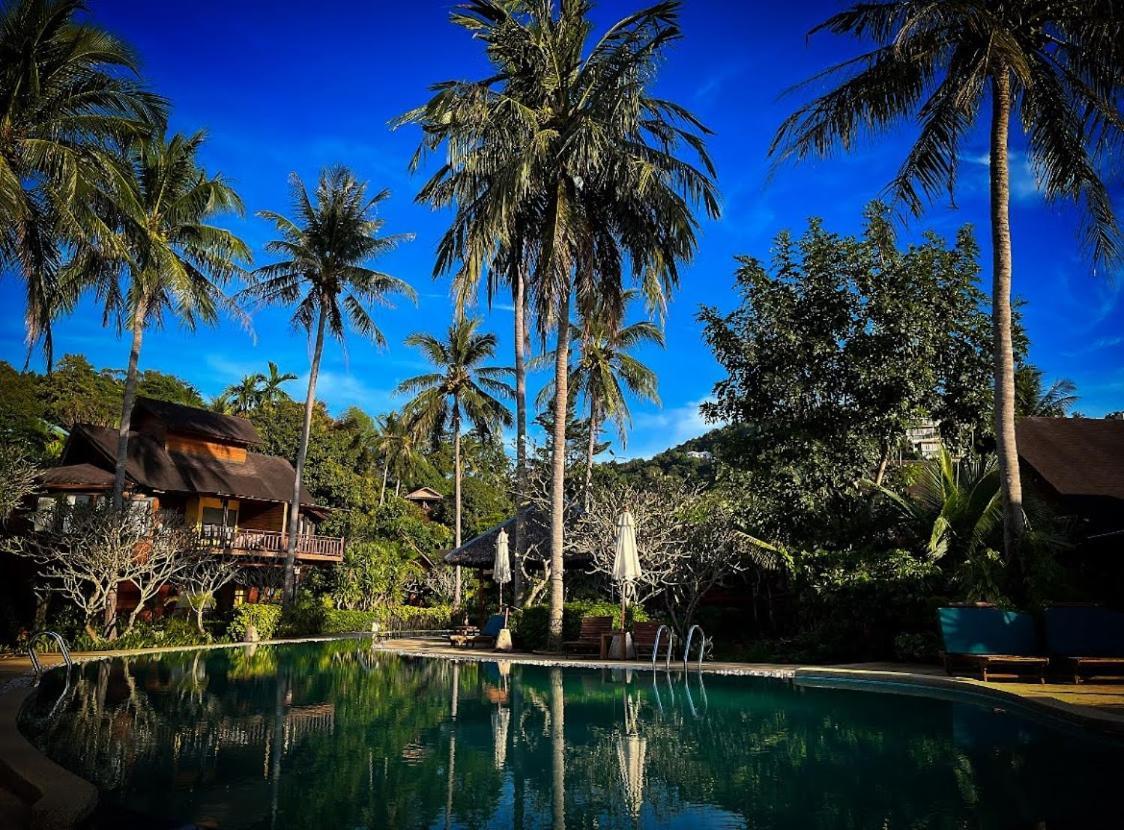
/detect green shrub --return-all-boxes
[277,592,328,636]
[321,605,453,634]
[511,601,648,651]
[228,603,283,641]
[69,617,214,652]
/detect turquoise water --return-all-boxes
[20,640,1123,829]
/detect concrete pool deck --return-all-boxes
[1,635,1122,829]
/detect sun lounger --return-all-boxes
[1044,605,1124,684]
[563,616,613,655]
[450,613,506,649]
[937,606,1048,683]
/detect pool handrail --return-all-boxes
[652,624,675,670]
[683,625,707,671]
[27,630,74,680]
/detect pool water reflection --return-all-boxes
[20,640,1124,829]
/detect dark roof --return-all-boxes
[1017,417,1124,501]
[444,511,589,570]
[135,397,261,445]
[37,463,114,489]
[65,424,321,508]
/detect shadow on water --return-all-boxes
[19,640,1124,829]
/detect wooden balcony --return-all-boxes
[197,525,344,562]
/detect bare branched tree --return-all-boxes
[529,471,784,637]
[178,553,240,635]
[4,502,196,641]
[0,444,38,525]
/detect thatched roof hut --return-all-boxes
[443,510,589,570]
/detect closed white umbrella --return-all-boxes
[613,511,642,627]
[494,527,512,609]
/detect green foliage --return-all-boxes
[700,205,1004,548]
[511,601,649,652]
[330,541,421,611]
[789,548,942,661]
[70,618,214,652]
[228,603,284,642]
[321,605,452,635]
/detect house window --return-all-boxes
[233,587,246,607]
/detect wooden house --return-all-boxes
[35,397,344,565]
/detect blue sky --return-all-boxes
[2,0,1121,458]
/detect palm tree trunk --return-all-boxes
[584,395,598,511]
[512,267,527,607]
[380,456,390,506]
[548,290,571,649]
[108,301,146,640]
[453,397,463,608]
[112,303,146,509]
[549,667,566,828]
[989,64,1025,567]
[284,304,327,603]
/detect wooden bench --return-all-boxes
[1055,656,1124,685]
[943,652,1048,683]
[631,621,663,660]
[563,616,613,655]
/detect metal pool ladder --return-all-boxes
[27,630,74,679]
[682,625,708,671]
[651,624,675,670]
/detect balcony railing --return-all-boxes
[197,525,344,561]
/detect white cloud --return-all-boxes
[299,369,395,415]
[616,398,716,460]
[962,151,1040,201]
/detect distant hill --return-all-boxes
[599,424,747,485]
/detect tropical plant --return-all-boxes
[75,131,249,509]
[868,448,1001,567]
[398,0,717,645]
[374,410,425,504]
[0,0,166,368]
[239,166,414,601]
[226,373,265,414]
[772,0,1123,571]
[538,291,663,501]
[260,360,297,405]
[396,317,514,605]
[1015,365,1078,417]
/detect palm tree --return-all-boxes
[772,1,1123,568]
[539,293,664,503]
[398,0,717,644]
[209,391,236,415]
[1015,365,1078,418]
[78,131,249,509]
[226,373,265,414]
[240,167,415,601]
[396,317,514,606]
[260,361,297,405]
[0,0,166,368]
[374,411,425,505]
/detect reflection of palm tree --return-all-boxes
[550,668,566,829]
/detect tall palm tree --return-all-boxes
[398,0,717,644]
[226,373,265,414]
[539,293,664,503]
[396,317,514,606]
[78,131,249,509]
[0,0,166,368]
[374,410,405,504]
[772,1,1122,568]
[1015,365,1078,418]
[260,360,297,405]
[240,167,415,601]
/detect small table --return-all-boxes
[600,630,635,660]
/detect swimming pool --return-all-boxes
[19,639,1123,828]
